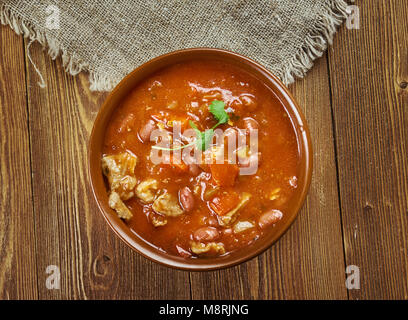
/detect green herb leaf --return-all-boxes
[189,120,214,151]
[201,129,214,151]
[152,101,229,152]
[189,120,200,134]
[189,120,204,150]
[209,100,229,124]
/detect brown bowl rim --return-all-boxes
[88,48,313,271]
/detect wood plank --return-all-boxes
[24,40,191,299]
[0,25,38,299]
[190,55,348,299]
[328,0,408,299]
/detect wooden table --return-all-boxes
[0,0,407,300]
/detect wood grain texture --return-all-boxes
[327,0,408,299]
[24,40,191,299]
[0,26,38,299]
[190,55,348,300]
[1,0,407,299]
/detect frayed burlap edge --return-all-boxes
[0,3,114,91]
[278,0,349,85]
[0,1,348,91]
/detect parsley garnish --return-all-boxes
[152,100,229,151]
[189,121,214,151]
[209,100,229,124]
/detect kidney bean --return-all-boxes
[194,227,220,242]
[139,120,156,142]
[179,187,194,212]
[258,209,283,229]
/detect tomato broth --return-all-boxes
[102,59,299,258]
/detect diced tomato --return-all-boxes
[210,163,239,187]
[209,191,240,216]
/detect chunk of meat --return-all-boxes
[152,193,184,217]
[217,192,252,226]
[102,152,137,178]
[150,213,167,227]
[108,191,132,220]
[210,163,239,187]
[190,241,225,256]
[135,178,158,203]
[102,152,138,200]
[233,221,254,233]
[116,176,138,200]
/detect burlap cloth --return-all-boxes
[0,0,348,91]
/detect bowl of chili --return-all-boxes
[89,48,312,270]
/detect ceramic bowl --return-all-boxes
[89,48,313,271]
